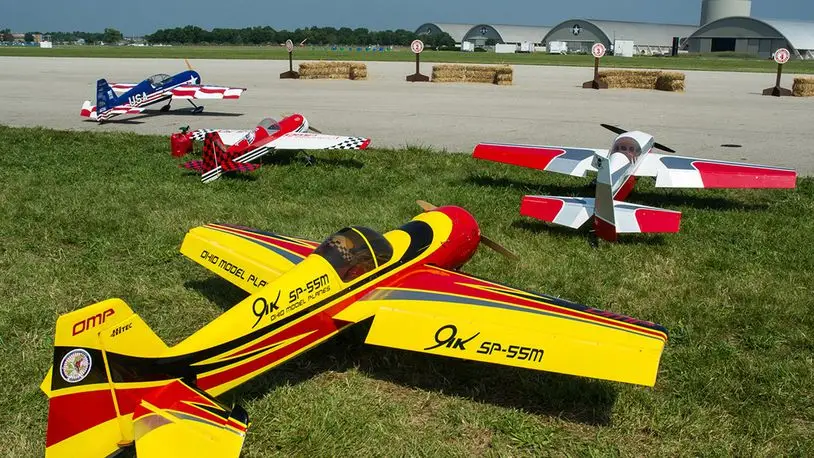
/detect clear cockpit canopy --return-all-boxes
[147,74,172,87]
[314,226,393,282]
[257,118,280,133]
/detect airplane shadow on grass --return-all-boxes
[85,110,245,125]
[185,277,617,427]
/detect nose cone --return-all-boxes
[433,206,481,270]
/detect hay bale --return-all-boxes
[599,70,661,89]
[793,76,814,97]
[656,72,686,92]
[597,70,684,92]
[298,61,367,80]
[431,64,513,85]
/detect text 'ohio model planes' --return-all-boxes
[42,201,667,457]
[474,124,797,241]
[171,114,371,183]
[80,60,246,122]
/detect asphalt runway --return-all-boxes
[1,57,812,174]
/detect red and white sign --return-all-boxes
[774,48,790,64]
[285,39,294,53]
[592,43,606,59]
[411,39,425,54]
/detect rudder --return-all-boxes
[95,78,119,114]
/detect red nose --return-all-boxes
[428,206,481,270]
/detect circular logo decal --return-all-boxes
[774,48,790,64]
[572,24,582,36]
[592,43,607,58]
[60,349,92,383]
[410,39,425,54]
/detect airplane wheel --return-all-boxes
[192,106,204,114]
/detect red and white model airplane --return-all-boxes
[474,125,797,241]
[172,114,371,183]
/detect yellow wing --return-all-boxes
[350,265,667,387]
[180,224,320,294]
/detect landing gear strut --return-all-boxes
[187,100,204,114]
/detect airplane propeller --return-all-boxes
[600,123,676,153]
[416,200,519,261]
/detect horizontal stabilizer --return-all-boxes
[636,153,797,189]
[611,201,681,234]
[473,143,602,177]
[134,380,248,458]
[520,195,594,229]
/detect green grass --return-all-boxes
[1,126,812,456]
[3,45,814,73]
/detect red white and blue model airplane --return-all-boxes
[474,124,797,242]
[80,60,246,122]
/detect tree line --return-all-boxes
[144,25,455,48]
[2,25,456,48]
[1,28,123,44]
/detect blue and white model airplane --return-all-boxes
[80,60,246,122]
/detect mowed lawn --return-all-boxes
[0,126,812,456]
[3,45,814,73]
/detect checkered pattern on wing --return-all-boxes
[190,129,218,141]
[326,137,369,150]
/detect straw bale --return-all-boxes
[793,77,814,96]
[431,64,513,85]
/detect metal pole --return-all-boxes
[775,63,783,89]
[416,53,420,74]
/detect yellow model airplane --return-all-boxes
[41,203,668,457]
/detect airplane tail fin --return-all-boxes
[95,78,119,114]
[181,132,260,183]
[41,299,248,457]
[591,157,681,241]
[41,299,167,457]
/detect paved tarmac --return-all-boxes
[1,57,811,174]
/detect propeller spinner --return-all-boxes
[600,123,676,153]
[416,200,518,261]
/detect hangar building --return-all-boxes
[415,23,550,46]
[543,20,698,55]
[684,17,814,59]
[684,0,814,58]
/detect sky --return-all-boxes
[2,0,814,35]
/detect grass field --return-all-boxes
[3,45,814,73]
[1,126,812,456]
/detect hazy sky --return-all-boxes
[3,0,813,35]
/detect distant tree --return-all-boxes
[0,28,12,42]
[102,28,123,44]
[485,38,497,46]
[24,32,34,42]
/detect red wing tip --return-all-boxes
[520,196,564,223]
[634,209,682,233]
